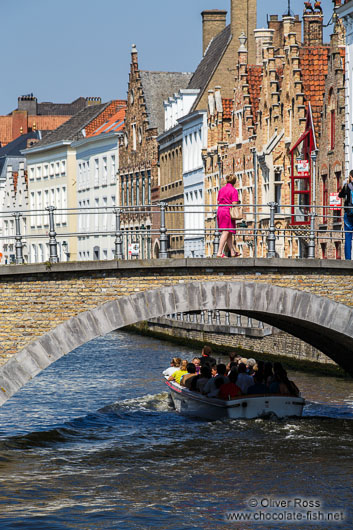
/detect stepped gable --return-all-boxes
[139,71,192,134]
[31,102,111,148]
[188,25,232,109]
[299,45,329,135]
[0,131,41,176]
[247,65,262,125]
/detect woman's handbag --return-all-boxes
[230,205,243,221]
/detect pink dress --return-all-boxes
[217,183,239,234]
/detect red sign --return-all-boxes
[330,193,341,210]
[297,160,309,176]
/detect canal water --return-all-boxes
[0,331,352,529]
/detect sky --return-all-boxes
[0,0,335,115]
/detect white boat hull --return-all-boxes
[166,380,305,420]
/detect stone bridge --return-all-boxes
[0,258,352,406]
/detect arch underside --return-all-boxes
[0,281,352,406]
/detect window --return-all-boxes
[321,243,327,259]
[330,110,335,150]
[55,161,60,175]
[30,191,36,228]
[36,191,43,227]
[43,165,49,178]
[29,167,35,181]
[56,187,62,224]
[322,175,328,224]
[102,197,108,230]
[61,160,66,174]
[95,198,99,231]
[102,157,107,185]
[50,163,54,177]
[60,187,66,224]
[335,242,341,260]
[274,172,282,213]
[132,123,137,151]
[94,159,99,187]
[111,155,116,184]
[37,166,42,180]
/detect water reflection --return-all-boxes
[0,331,351,529]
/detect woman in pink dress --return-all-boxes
[216,175,239,257]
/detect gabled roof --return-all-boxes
[0,131,40,158]
[29,102,111,149]
[140,71,192,133]
[89,105,127,136]
[188,25,232,110]
[299,46,329,135]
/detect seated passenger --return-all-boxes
[207,376,224,398]
[192,357,201,374]
[236,363,254,394]
[247,372,269,395]
[202,363,229,396]
[180,363,197,388]
[163,357,181,377]
[269,363,300,397]
[219,369,242,400]
[264,361,274,386]
[168,360,188,384]
[191,365,212,393]
[200,345,217,368]
[246,358,256,376]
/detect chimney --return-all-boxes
[231,0,257,64]
[254,28,275,64]
[303,1,324,46]
[202,10,227,55]
[18,94,37,115]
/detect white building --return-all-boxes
[337,0,353,177]
[179,109,207,258]
[73,117,123,261]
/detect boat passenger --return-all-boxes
[227,361,237,374]
[168,360,188,384]
[264,361,274,386]
[219,369,242,400]
[192,357,201,374]
[180,363,197,389]
[202,363,229,396]
[247,372,269,395]
[236,363,254,394]
[163,357,182,377]
[246,358,256,375]
[191,365,212,393]
[200,345,217,368]
[269,363,300,397]
[207,376,225,398]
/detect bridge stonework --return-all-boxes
[0,258,352,406]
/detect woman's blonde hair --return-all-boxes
[226,174,237,186]
[172,357,181,367]
[180,360,188,370]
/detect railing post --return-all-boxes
[308,211,316,259]
[267,202,277,258]
[13,212,24,264]
[113,207,123,260]
[225,312,230,326]
[213,214,221,257]
[159,201,168,259]
[46,206,59,263]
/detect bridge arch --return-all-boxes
[0,280,352,406]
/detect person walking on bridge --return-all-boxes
[216,175,240,258]
[338,170,353,260]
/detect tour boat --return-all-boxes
[165,379,305,420]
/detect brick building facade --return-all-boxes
[118,45,191,259]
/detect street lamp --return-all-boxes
[62,240,69,261]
